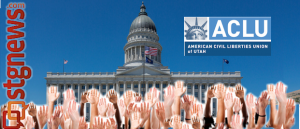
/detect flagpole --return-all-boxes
[143,43,145,94]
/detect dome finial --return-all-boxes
[139,1,147,16]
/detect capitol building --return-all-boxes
[45,2,242,121]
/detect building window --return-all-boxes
[213,102,216,108]
[202,100,205,103]
[109,85,113,89]
[195,85,198,89]
[68,85,71,89]
[75,85,78,89]
[82,85,85,89]
[75,92,78,98]
[127,84,131,88]
[102,92,106,95]
[141,91,145,97]
[120,84,124,88]
[202,92,205,98]
[141,84,145,88]
[202,85,205,89]
[120,91,124,96]
[61,85,64,89]
[187,92,191,95]
[156,84,159,88]
[188,84,191,89]
[163,84,167,88]
[61,100,63,104]
[134,84,138,88]
[89,85,92,89]
[102,85,106,89]
[195,92,198,97]
[96,85,99,89]
[149,84,152,88]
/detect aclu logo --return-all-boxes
[184,17,271,41]
[184,17,208,40]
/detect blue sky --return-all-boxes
[0,0,299,128]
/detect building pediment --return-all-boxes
[116,65,170,76]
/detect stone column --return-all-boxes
[135,46,137,60]
[124,81,126,92]
[145,81,149,93]
[138,81,141,94]
[192,83,195,96]
[131,48,132,61]
[116,81,119,94]
[199,83,202,102]
[106,83,108,93]
[139,46,142,60]
[131,81,134,91]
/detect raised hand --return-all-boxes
[123,91,134,107]
[182,123,189,129]
[169,115,182,129]
[98,97,108,117]
[63,89,75,113]
[79,117,88,129]
[224,92,235,110]
[182,95,193,113]
[207,86,215,99]
[231,114,243,129]
[134,93,142,102]
[37,105,48,128]
[106,118,117,129]
[87,89,100,104]
[192,103,203,118]
[118,99,126,117]
[174,81,186,97]
[155,102,166,123]
[235,84,244,99]
[233,98,243,113]
[27,103,37,117]
[125,102,134,118]
[164,85,175,119]
[286,99,295,121]
[258,91,269,110]
[267,84,275,100]
[52,108,62,129]
[106,103,116,117]
[285,117,295,129]
[63,113,71,129]
[107,90,118,104]
[146,88,159,107]
[68,100,80,123]
[275,82,287,104]
[131,112,141,129]
[80,91,88,104]
[93,116,105,129]
[25,116,35,129]
[246,94,256,115]
[213,84,226,99]
[48,86,60,102]
[192,115,201,129]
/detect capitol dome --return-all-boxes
[129,2,156,33]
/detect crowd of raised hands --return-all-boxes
[0,81,296,129]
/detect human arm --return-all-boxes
[80,91,88,116]
[27,103,39,129]
[182,95,193,124]
[174,81,186,115]
[107,90,122,129]
[86,89,100,129]
[257,91,269,128]
[224,93,234,128]
[47,86,60,119]
[274,82,287,129]
[213,84,226,125]
[67,100,80,129]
